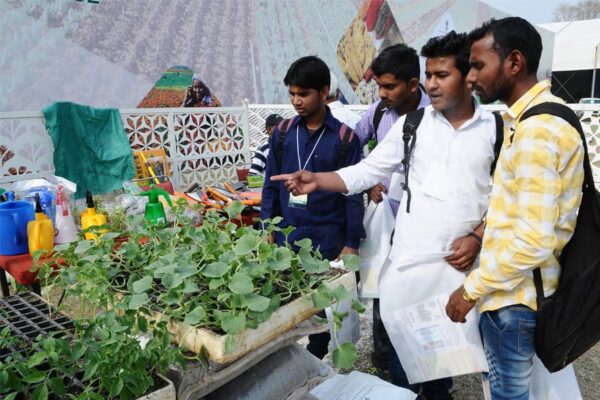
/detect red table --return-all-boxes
[0,254,60,296]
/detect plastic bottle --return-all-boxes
[27,193,54,256]
[139,186,173,227]
[55,184,77,244]
[80,190,108,240]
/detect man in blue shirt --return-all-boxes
[261,56,365,359]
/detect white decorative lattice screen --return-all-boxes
[1,105,599,190]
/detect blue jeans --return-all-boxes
[479,305,536,400]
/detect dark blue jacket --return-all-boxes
[260,108,365,258]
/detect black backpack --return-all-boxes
[274,116,354,171]
[397,108,504,213]
[518,102,600,372]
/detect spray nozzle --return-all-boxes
[34,193,43,213]
[139,185,173,207]
[56,184,69,216]
[86,190,95,209]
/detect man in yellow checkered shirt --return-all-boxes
[445,18,584,400]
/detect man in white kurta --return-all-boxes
[272,32,500,397]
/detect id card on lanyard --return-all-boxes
[288,125,326,210]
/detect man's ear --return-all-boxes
[320,86,329,102]
[407,77,420,93]
[506,50,527,77]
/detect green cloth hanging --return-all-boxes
[43,102,135,198]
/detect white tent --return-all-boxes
[539,18,600,72]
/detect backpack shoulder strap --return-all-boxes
[372,100,387,139]
[490,111,504,175]
[336,123,355,169]
[400,107,425,213]
[275,117,296,169]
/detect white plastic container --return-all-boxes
[54,204,77,243]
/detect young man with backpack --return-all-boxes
[445,18,585,399]
[260,56,365,359]
[353,43,430,377]
[273,31,501,399]
[354,44,430,211]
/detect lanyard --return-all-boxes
[296,124,326,171]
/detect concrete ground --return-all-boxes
[320,299,600,399]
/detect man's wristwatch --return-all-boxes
[461,288,477,304]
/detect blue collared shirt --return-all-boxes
[261,108,365,258]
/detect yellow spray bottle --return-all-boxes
[80,190,107,240]
[27,193,54,256]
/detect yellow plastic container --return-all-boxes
[27,195,54,256]
[81,208,108,240]
[81,191,108,240]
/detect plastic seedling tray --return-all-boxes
[147,271,356,364]
[0,293,175,400]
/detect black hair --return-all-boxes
[468,17,542,75]
[371,44,420,81]
[420,31,470,77]
[283,56,330,91]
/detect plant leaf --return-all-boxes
[162,272,184,289]
[183,305,206,326]
[311,285,332,310]
[225,201,245,218]
[351,299,366,313]
[299,249,329,274]
[23,371,47,384]
[244,293,271,312]
[48,377,65,396]
[202,262,229,278]
[270,216,283,225]
[331,284,350,302]
[128,293,149,309]
[260,280,273,296]
[294,238,312,250]
[270,247,292,271]
[31,383,48,400]
[341,254,360,271]
[332,342,357,369]
[221,312,246,334]
[233,234,259,255]
[74,240,91,255]
[26,352,46,368]
[182,279,200,294]
[109,378,124,398]
[209,278,224,290]
[228,273,254,295]
[132,276,153,293]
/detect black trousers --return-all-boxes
[372,297,393,369]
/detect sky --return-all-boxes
[481,0,583,24]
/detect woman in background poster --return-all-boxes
[182,74,215,107]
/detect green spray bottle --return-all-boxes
[140,186,173,227]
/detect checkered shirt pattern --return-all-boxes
[464,80,585,312]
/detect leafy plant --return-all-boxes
[29,199,362,398]
[0,309,184,400]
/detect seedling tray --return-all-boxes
[0,293,175,400]
[157,271,356,364]
[0,292,75,361]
